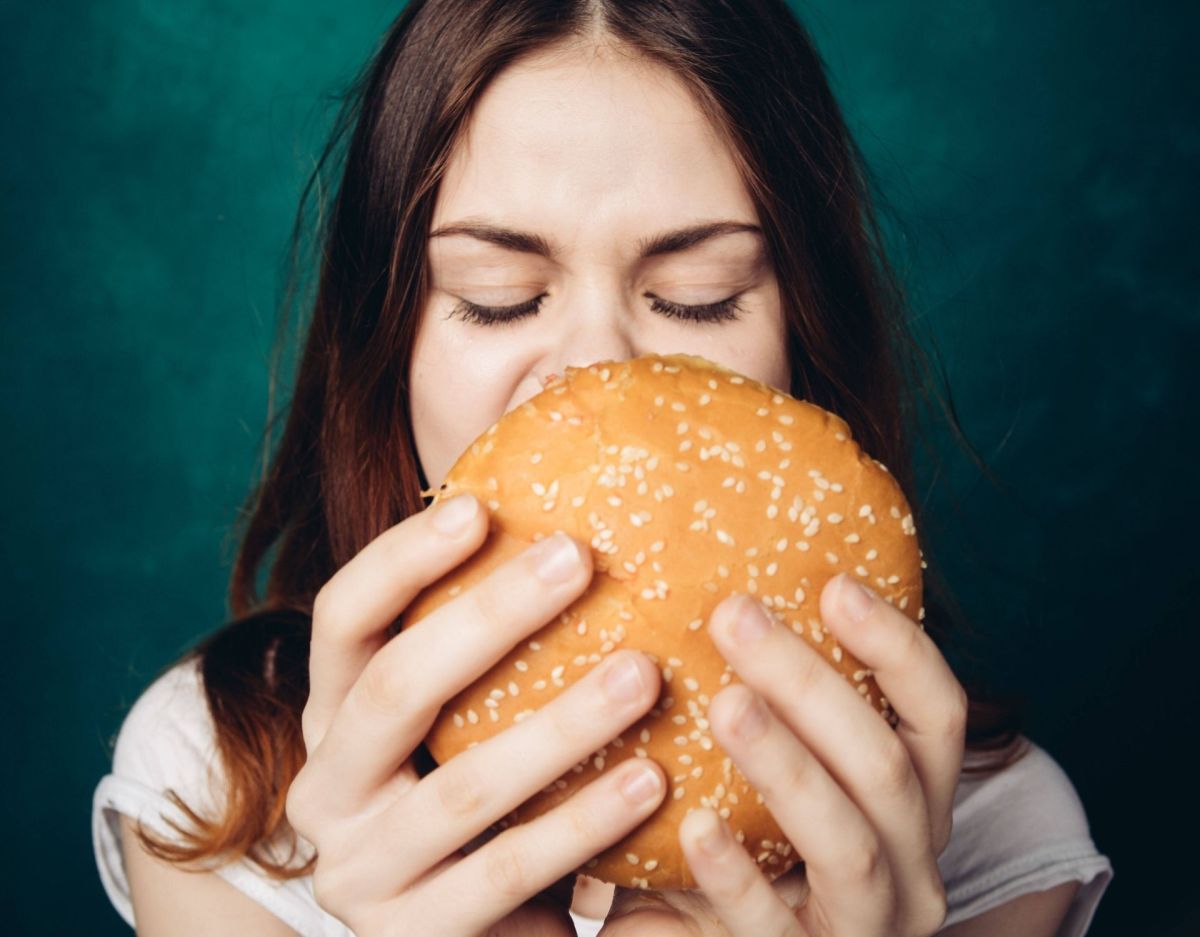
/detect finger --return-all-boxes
[416,758,668,932]
[710,594,937,873]
[307,529,593,806]
[704,683,892,935]
[680,807,808,937]
[819,573,967,852]
[304,492,489,749]
[368,650,662,888]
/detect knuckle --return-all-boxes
[920,875,949,934]
[360,656,410,715]
[842,832,885,883]
[310,582,341,634]
[790,647,828,697]
[434,761,490,821]
[544,695,586,751]
[899,617,926,665]
[284,769,317,839]
[566,807,600,845]
[942,680,970,740]
[905,868,948,936]
[463,575,511,634]
[300,706,321,752]
[720,866,760,906]
[768,748,813,803]
[933,812,954,858]
[483,837,535,901]
[310,859,352,916]
[874,733,914,796]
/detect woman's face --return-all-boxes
[411,41,789,488]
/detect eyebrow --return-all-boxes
[427,219,763,260]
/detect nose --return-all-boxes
[540,288,638,382]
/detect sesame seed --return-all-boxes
[453,713,464,728]
[467,709,479,724]
[626,853,639,865]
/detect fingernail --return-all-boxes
[602,656,646,703]
[531,531,581,583]
[730,596,772,645]
[619,764,662,805]
[433,493,478,535]
[838,573,875,622]
[733,691,769,741]
[693,808,727,857]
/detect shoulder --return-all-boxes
[940,737,1113,934]
[93,658,351,936]
[108,656,224,813]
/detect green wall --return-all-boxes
[3,2,1194,933]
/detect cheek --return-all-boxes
[409,313,532,487]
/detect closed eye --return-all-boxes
[448,292,747,326]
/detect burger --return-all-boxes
[403,352,924,888]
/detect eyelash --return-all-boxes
[450,293,746,326]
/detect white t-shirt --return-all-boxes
[93,658,1113,936]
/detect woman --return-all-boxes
[92,1,1113,934]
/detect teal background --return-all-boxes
[2,1,1195,933]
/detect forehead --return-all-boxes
[432,44,756,249]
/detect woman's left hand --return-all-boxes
[599,572,967,937]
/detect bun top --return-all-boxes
[409,353,924,889]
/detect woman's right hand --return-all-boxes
[285,492,667,936]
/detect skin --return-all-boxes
[409,39,788,489]
[120,35,1080,937]
[409,35,956,935]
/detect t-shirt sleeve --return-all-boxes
[939,740,1113,935]
[91,658,351,937]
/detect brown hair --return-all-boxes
[132,0,1026,878]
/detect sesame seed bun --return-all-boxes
[403,353,924,889]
